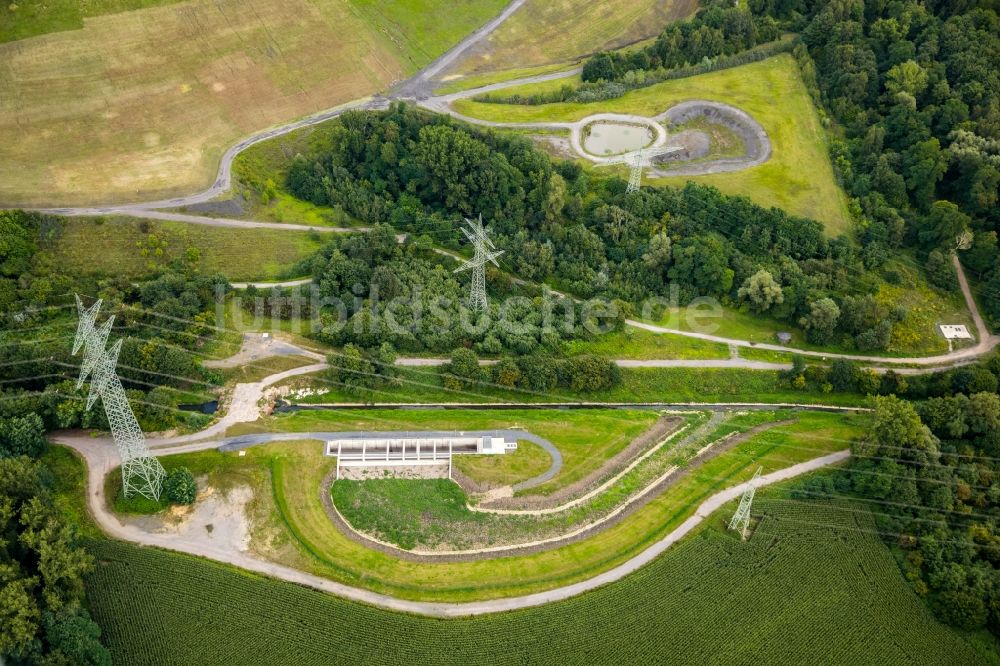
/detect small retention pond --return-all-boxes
[582,121,654,156]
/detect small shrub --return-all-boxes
[164,467,197,505]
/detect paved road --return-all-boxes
[229,277,314,289]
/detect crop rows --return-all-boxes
[83,499,985,665]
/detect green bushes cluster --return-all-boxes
[441,348,620,394]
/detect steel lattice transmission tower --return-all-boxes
[605,145,683,193]
[728,466,763,540]
[73,295,166,500]
[454,215,504,311]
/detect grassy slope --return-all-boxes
[447,0,698,81]
[45,215,322,281]
[0,0,504,206]
[81,496,993,664]
[452,438,551,486]
[453,55,853,234]
[182,412,864,601]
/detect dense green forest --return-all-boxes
[0,457,111,665]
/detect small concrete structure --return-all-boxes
[327,433,516,480]
[940,324,973,351]
[776,331,792,345]
[940,324,972,340]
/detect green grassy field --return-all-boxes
[0,0,506,206]
[446,0,697,83]
[45,215,323,281]
[81,494,994,664]
[131,410,866,602]
[453,55,853,234]
[564,326,732,359]
[453,438,551,487]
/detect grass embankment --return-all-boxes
[447,0,698,82]
[453,54,852,234]
[0,0,507,206]
[452,439,552,487]
[332,411,808,551]
[564,326,732,359]
[80,499,993,663]
[142,410,866,601]
[45,216,323,281]
[216,355,318,384]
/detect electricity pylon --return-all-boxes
[454,215,504,311]
[604,145,682,193]
[74,295,166,500]
[728,466,763,540]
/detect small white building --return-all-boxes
[939,324,973,340]
[326,433,517,479]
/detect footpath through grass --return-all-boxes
[81,495,994,665]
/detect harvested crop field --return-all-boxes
[0,0,506,206]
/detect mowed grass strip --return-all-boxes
[46,216,323,280]
[204,411,865,601]
[453,55,852,234]
[450,0,698,79]
[0,0,504,206]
